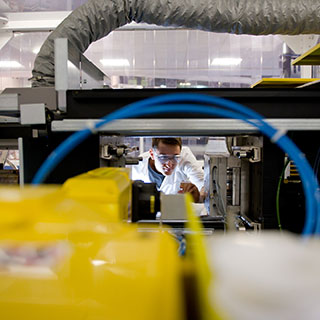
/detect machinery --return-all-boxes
[0,168,194,320]
[1,84,320,320]
[1,0,320,317]
[204,136,262,231]
[1,81,320,232]
[0,35,320,320]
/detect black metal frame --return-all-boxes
[66,88,320,119]
[2,88,319,233]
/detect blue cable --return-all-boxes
[32,102,319,235]
[176,235,186,256]
[313,147,320,233]
[31,94,320,236]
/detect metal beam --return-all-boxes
[0,12,181,33]
[0,30,12,50]
[0,11,71,32]
[51,118,320,135]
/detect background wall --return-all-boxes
[0,0,305,90]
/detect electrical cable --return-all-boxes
[276,158,291,231]
[33,102,319,235]
[177,234,187,256]
[31,93,320,236]
[313,147,320,233]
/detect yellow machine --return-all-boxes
[0,167,219,320]
[0,168,185,320]
[62,167,132,222]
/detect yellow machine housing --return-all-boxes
[0,168,185,320]
[62,167,132,222]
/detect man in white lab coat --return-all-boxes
[131,138,204,202]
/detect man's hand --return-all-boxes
[178,182,200,203]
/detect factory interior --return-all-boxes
[1,1,320,319]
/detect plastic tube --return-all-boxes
[31,94,320,236]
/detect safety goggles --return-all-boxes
[155,153,181,164]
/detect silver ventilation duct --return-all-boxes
[32,0,320,86]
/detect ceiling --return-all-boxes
[0,0,288,90]
[0,0,86,12]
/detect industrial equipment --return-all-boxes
[1,84,320,231]
[204,136,262,230]
[1,81,320,319]
[0,167,215,320]
[1,0,320,314]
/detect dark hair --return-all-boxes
[152,138,182,149]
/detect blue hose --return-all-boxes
[32,93,320,236]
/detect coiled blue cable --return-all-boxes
[32,93,320,236]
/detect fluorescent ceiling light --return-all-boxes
[211,58,242,66]
[100,59,130,67]
[282,43,287,54]
[0,61,23,68]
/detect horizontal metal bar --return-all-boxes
[51,118,320,135]
[0,116,20,123]
[0,94,19,112]
[1,11,70,32]
[0,139,18,147]
[1,13,180,32]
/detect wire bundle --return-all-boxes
[31,93,320,236]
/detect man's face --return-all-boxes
[151,141,181,176]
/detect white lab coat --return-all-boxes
[131,146,204,194]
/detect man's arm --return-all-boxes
[180,147,204,188]
[179,147,205,202]
[178,182,200,202]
